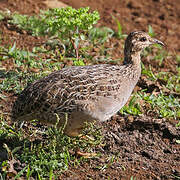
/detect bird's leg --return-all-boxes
[76,150,97,158]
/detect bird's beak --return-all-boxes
[150,38,165,46]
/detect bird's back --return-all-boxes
[12,63,140,123]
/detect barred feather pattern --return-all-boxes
[12,64,140,121]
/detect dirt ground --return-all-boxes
[0,0,180,179]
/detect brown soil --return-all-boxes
[60,117,180,180]
[0,0,180,179]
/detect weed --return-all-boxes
[130,176,137,180]
[0,118,102,179]
[138,92,180,119]
[0,70,45,93]
[0,14,4,21]
[156,71,180,93]
[176,122,180,128]
[8,7,100,59]
[0,9,11,20]
[141,63,156,80]
[153,49,167,66]
[148,25,156,37]
[120,94,142,116]
[73,58,85,66]
[89,27,114,44]
[176,55,180,64]
[96,155,116,171]
[112,15,127,39]
[120,84,179,119]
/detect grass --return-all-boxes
[89,27,114,44]
[148,25,156,37]
[111,15,127,39]
[139,92,180,119]
[120,94,142,116]
[95,155,117,171]
[0,7,179,179]
[0,118,102,179]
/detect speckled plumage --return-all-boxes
[12,31,164,136]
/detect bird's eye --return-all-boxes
[139,37,147,42]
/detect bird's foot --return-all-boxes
[76,150,97,158]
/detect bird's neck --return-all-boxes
[123,50,141,66]
[123,49,142,81]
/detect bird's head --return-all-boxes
[124,31,164,53]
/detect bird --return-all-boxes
[11,31,164,137]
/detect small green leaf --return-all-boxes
[8,42,16,54]
[148,25,156,37]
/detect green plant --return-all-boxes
[0,70,43,93]
[130,176,137,180]
[0,118,102,179]
[176,122,180,128]
[141,63,157,80]
[9,7,100,59]
[176,55,180,64]
[139,92,180,119]
[148,25,156,37]
[0,43,36,63]
[0,9,11,21]
[120,94,142,116]
[96,155,116,171]
[156,71,180,93]
[89,27,114,43]
[112,15,127,39]
[0,14,4,21]
[73,58,85,66]
[153,49,167,66]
